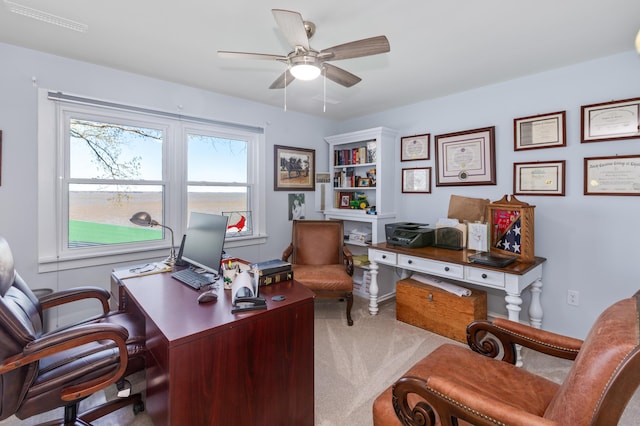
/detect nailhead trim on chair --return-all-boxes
[424,385,505,426]
[493,325,581,354]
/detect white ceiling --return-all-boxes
[1,0,639,120]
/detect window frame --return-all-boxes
[38,89,266,272]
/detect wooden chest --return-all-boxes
[396,278,487,343]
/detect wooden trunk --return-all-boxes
[396,278,487,343]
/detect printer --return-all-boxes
[385,222,435,248]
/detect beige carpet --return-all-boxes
[3,296,639,425]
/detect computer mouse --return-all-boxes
[197,290,218,303]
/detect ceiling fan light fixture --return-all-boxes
[290,63,321,81]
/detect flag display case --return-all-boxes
[487,195,535,263]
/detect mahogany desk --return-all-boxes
[113,272,315,426]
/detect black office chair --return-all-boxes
[0,236,146,425]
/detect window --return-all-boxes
[38,90,265,271]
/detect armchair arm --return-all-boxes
[393,376,558,426]
[281,244,293,262]
[39,286,111,315]
[0,322,129,401]
[342,245,354,276]
[467,318,583,365]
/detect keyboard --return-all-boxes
[171,268,212,290]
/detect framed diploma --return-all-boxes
[584,155,640,196]
[402,167,431,193]
[514,111,566,151]
[513,161,565,196]
[434,126,496,186]
[581,97,640,143]
[400,133,430,161]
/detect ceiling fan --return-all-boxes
[218,9,390,89]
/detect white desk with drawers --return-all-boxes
[367,243,546,328]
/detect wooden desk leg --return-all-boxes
[368,260,380,315]
[528,279,543,329]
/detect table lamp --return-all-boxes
[129,211,176,266]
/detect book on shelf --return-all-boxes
[352,255,370,266]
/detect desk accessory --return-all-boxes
[129,211,177,266]
[231,268,267,313]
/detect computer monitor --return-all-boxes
[180,212,229,274]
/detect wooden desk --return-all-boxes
[368,243,546,328]
[113,272,315,426]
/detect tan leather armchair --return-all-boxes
[282,219,355,326]
[373,290,640,426]
[0,236,146,425]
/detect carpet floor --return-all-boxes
[2,296,639,425]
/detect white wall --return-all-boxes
[340,51,640,338]
[2,41,639,338]
[0,42,336,327]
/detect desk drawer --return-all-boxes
[398,255,464,280]
[465,266,505,288]
[369,249,397,266]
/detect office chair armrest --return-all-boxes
[0,322,130,401]
[281,244,294,262]
[342,245,354,276]
[39,286,111,314]
[393,376,557,426]
[467,319,582,364]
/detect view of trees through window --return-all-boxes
[67,118,250,248]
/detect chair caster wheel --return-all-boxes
[133,400,145,415]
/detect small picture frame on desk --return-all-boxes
[467,222,489,252]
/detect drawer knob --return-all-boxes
[428,293,433,302]
[482,273,488,279]
[408,259,413,264]
[382,255,387,259]
[444,266,450,272]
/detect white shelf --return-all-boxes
[324,127,398,245]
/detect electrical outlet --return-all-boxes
[567,290,580,306]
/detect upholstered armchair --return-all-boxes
[373,290,640,426]
[282,219,355,325]
[0,236,146,425]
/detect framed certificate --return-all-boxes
[581,97,640,143]
[514,111,566,151]
[402,167,431,193]
[434,126,496,186]
[400,133,430,161]
[584,155,640,196]
[514,161,565,196]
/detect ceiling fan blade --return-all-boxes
[269,69,295,89]
[218,51,287,61]
[272,9,309,50]
[322,63,361,88]
[319,35,390,61]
